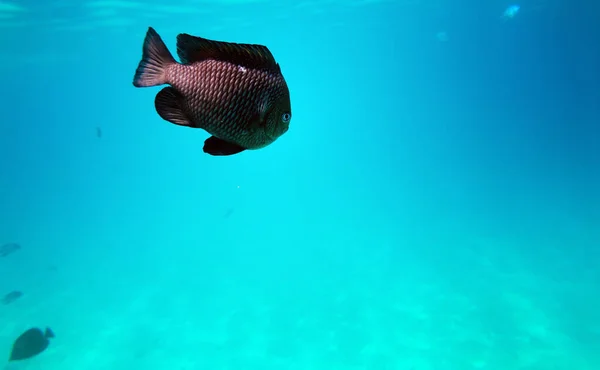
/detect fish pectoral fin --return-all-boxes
[203,136,246,156]
[244,97,271,134]
[246,112,265,133]
[176,34,280,73]
[154,87,192,126]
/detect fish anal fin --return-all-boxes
[203,136,246,156]
[154,87,193,127]
[176,34,280,73]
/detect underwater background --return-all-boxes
[0,0,599,369]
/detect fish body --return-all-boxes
[502,4,520,19]
[9,327,55,361]
[133,27,292,156]
[0,242,20,257]
[2,290,23,305]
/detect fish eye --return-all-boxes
[281,112,291,123]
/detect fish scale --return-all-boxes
[132,27,291,156]
[170,61,276,145]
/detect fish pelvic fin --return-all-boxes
[133,27,176,87]
[203,136,246,156]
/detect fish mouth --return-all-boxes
[265,125,288,141]
[264,129,276,142]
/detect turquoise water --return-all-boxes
[1,0,599,369]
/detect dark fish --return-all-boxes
[223,208,234,218]
[96,126,102,138]
[0,243,20,257]
[2,291,22,305]
[9,327,55,361]
[132,27,292,156]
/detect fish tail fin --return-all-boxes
[44,327,55,339]
[133,27,176,87]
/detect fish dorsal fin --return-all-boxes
[176,33,281,73]
[44,327,55,339]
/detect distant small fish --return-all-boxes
[436,31,448,42]
[2,291,23,305]
[0,243,20,257]
[502,4,520,19]
[9,327,55,361]
[96,126,102,138]
[223,208,234,218]
[132,27,292,156]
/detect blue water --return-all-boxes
[1,0,599,369]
